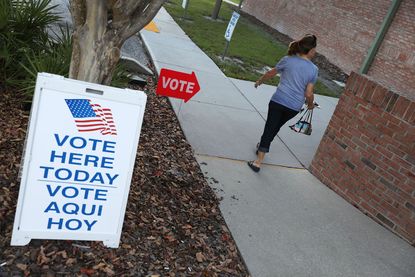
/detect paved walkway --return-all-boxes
[141,8,415,277]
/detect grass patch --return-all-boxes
[164,0,338,97]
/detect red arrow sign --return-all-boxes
[156,68,200,103]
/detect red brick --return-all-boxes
[375,166,395,181]
[350,74,362,95]
[396,186,413,199]
[388,169,406,182]
[392,155,412,169]
[362,80,378,101]
[398,119,411,129]
[345,72,358,92]
[398,53,408,62]
[381,201,401,216]
[375,145,394,159]
[342,137,358,150]
[371,86,389,107]
[403,102,415,123]
[365,126,383,140]
[386,145,407,158]
[355,106,367,120]
[364,113,382,127]
[345,73,357,89]
[379,157,402,171]
[386,93,400,113]
[397,141,411,154]
[345,191,362,205]
[391,211,413,230]
[387,119,404,130]
[403,222,415,238]
[394,226,413,244]
[375,213,395,229]
[382,111,403,126]
[338,94,349,106]
[396,183,414,196]
[360,190,382,205]
[393,133,413,147]
[367,147,382,160]
[380,91,395,111]
[360,201,376,216]
[360,134,375,146]
[404,154,415,166]
[352,137,368,150]
[355,97,369,108]
[392,96,411,119]
[404,201,415,214]
[356,78,369,98]
[385,190,405,204]
[387,214,402,230]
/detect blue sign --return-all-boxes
[225,11,240,42]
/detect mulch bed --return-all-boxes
[0,78,250,276]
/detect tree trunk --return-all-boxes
[72,35,121,86]
[69,0,166,85]
[70,2,121,85]
[211,0,222,20]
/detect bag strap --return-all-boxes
[309,108,313,124]
[298,108,308,122]
[298,109,310,133]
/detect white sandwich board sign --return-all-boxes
[11,73,147,248]
[225,11,240,42]
[182,0,188,9]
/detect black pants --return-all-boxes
[258,101,298,153]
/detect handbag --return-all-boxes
[289,107,313,135]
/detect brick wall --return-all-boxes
[242,0,415,100]
[310,72,415,244]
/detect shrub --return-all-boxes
[16,26,130,100]
[1,0,130,101]
[0,0,60,87]
[15,26,72,99]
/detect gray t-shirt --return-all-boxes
[271,56,318,111]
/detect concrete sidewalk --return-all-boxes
[141,8,415,277]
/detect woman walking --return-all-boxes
[248,34,318,172]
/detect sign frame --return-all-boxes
[11,73,147,248]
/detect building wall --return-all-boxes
[310,72,415,244]
[242,0,415,99]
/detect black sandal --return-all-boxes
[247,161,260,172]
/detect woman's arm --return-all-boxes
[305,83,315,109]
[255,68,277,88]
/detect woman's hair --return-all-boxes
[288,34,317,56]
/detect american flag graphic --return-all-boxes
[65,99,117,136]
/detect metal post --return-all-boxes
[183,0,190,19]
[178,99,184,117]
[359,0,402,74]
[222,41,230,60]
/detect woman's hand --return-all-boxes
[254,80,262,88]
[307,102,315,110]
